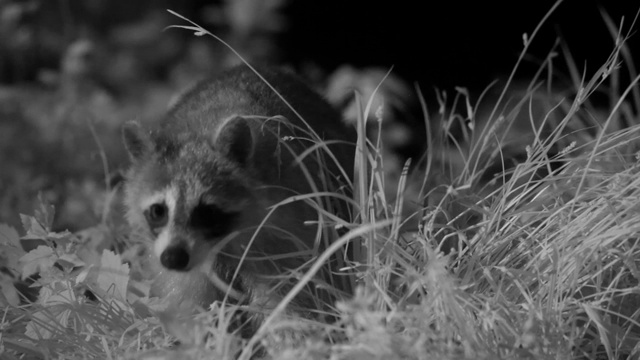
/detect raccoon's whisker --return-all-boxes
[218,249,315,262]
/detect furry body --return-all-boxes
[123,66,354,315]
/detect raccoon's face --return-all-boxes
[131,181,248,272]
[122,117,259,272]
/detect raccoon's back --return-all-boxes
[162,66,348,142]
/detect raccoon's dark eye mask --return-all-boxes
[189,202,239,238]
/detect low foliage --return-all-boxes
[2,1,640,359]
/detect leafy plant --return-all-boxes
[2,1,640,359]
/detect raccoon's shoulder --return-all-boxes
[166,66,343,129]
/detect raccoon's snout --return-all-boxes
[160,245,190,271]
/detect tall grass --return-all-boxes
[3,1,640,359]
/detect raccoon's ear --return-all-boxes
[214,115,254,165]
[122,121,151,162]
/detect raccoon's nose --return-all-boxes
[160,245,190,271]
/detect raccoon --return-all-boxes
[122,65,354,319]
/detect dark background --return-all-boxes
[2,0,638,90]
[288,0,639,90]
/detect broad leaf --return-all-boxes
[19,245,56,280]
[0,223,20,246]
[97,250,130,302]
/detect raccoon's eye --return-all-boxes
[145,203,168,228]
[190,203,237,238]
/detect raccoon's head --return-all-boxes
[121,116,260,273]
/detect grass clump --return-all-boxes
[2,1,640,359]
